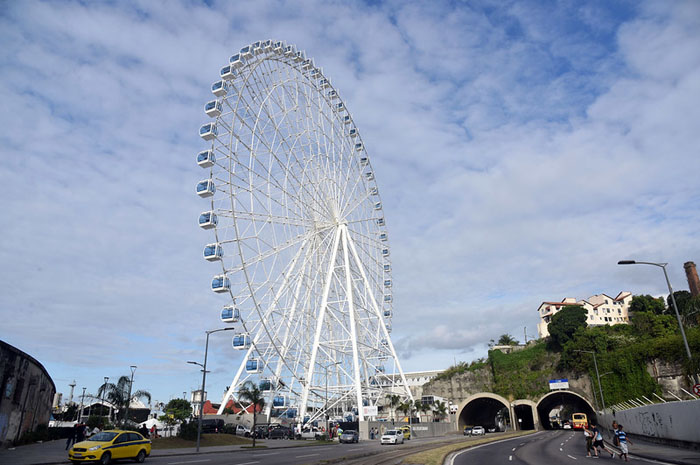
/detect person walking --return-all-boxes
[592,425,614,458]
[617,425,633,462]
[583,424,598,457]
[65,424,79,450]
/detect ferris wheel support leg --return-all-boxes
[299,226,342,426]
[345,230,414,402]
[340,225,365,422]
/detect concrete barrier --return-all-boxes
[360,421,454,440]
[599,399,700,445]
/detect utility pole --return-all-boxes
[123,366,137,426]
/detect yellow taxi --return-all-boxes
[399,425,411,440]
[68,430,151,464]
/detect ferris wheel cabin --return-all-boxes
[349,128,358,137]
[381,248,390,257]
[383,294,393,303]
[211,275,230,293]
[240,45,253,60]
[203,243,223,261]
[283,45,296,57]
[383,263,391,272]
[245,359,263,374]
[259,379,273,392]
[232,333,251,349]
[220,65,236,81]
[272,395,287,408]
[376,218,385,226]
[262,39,273,52]
[211,80,228,97]
[384,279,392,288]
[302,59,314,70]
[343,114,352,125]
[220,305,240,323]
[198,211,218,229]
[365,172,374,181]
[294,51,305,63]
[370,187,379,196]
[379,232,388,241]
[197,150,216,168]
[204,100,222,118]
[319,78,330,88]
[229,53,246,69]
[273,41,285,53]
[196,179,216,197]
[199,123,217,141]
[384,309,392,317]
[355,142,363,151]
[374,202,382,210]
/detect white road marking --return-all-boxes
[560,448,563,451]
[167,460,211,465]
[512,447,516,451]
[252,453,279,456]
[295,453,320,458]
[567,455,578,460]
[236,462,260,465]
[561,443,564,446]
[519,442,526,446]
[509,455,513,461]
[448,432,545,465]
[348,447,364,451]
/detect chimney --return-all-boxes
[684,261,700,297]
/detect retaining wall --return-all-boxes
[599,399,700,444]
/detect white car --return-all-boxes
[563,423,572,430]
[235,424,251,437]
[381,429,404,445]
[471,426,485,436]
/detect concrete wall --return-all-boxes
[599,400,700,444]
[360,420,454,440]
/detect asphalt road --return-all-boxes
[144,438,415,465]
[451,430,647,465]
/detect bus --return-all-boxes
[571,413,588,430]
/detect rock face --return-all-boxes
[646,359,691,399]
[421,367,493,404]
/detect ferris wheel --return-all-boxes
[195,39,413,425]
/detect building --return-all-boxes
[537,292,632,339]
[0,340,56,447]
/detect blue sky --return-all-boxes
[1,0,699,406]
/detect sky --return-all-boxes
[1,0,699,407]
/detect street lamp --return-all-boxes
[617,260,693,366]
[123,366,137,427]
[322,361,342,435]
[78,387,86,422]
[188,327,236,453]
[574,350,606,412]
[101,377,109,424]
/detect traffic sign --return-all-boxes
[693,384,700,396]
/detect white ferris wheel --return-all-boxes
[195,39,413,426]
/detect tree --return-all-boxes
[547,306,587,351]
[629,295,666,315]
[497,334,519,346]
[237,381,265,448]
[667,291,700,326]
[385,394,401,424]
[433,401,448,422]
[97,376,151,426]
[163,398,192,423]
[418,401,430,423]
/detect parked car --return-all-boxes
[380,429,404,445]
[563,423,572,430]
[296,427,322,440]
[200,419,224,433]
[339,430,359,443]
[463,426,472,436]
[68,430,151,464]
[471,426,485,436]
[253,426,269,439]
[268,425,293,439]
[235,424,251,437]
[399,425,411,440]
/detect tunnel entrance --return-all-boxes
[536,391,596,430]
[458,394,511,431]
[513,404,535,430]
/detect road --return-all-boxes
[450,430,657,465]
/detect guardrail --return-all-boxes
[608,389,698,413]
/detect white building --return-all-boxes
[537,292,632,339]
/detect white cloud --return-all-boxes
[1,0,699,403]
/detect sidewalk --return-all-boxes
[0,437,323,465]
[623,437,700,465]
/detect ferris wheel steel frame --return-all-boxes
[195,39,413,426]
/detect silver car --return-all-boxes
[381,429,404,445]
[471,426,485,436]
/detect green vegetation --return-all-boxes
[490,341,556,399]
[430,294,700,404]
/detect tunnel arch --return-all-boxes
[457,392,512,431]
[536,390,596,430]
[512,399,538,430]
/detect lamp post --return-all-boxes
[322,361,342,435]
[188,327,236,453]
[123,366,137,427]
[78,387,86,422]
[101,377,109,424]
[575,350,606,412]
[617,260,693,365]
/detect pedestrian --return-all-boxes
[611,420,619,446]
[76,423,86,443]
[65,424,79,450]
[370,427,375,440]
[150,425,156,439]
[583,424,597,457]
[617,424,633,462]
[592,425,613,458]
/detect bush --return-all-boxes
[178,420,198,441]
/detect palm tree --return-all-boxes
[386,394,401,424]
[237,381,265,448]
[434,401,448,422]
[418,401,430,423]
[97,376,151,426]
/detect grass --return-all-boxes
[402,431,534,465]
[151,433,253,449]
